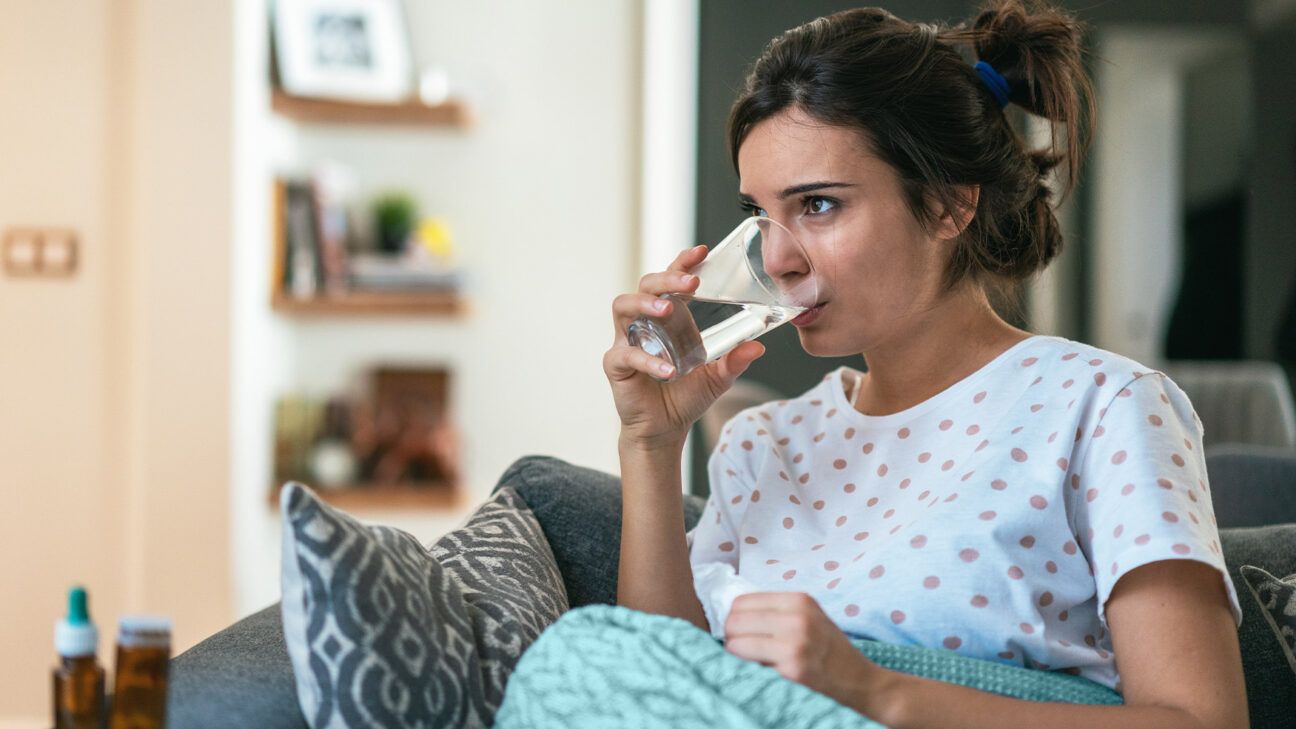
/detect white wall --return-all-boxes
[1090,29,1243,365]
[231,0,645,614]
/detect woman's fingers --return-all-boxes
[603,343,676,383]
[709,340,765,387]
[668,244,709,272]
[637,268,700,296]
[612,292,673,325]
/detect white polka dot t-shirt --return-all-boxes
[685,334,1242,692]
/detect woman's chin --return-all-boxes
[794,327,860,358]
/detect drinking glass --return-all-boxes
[627,216,818,382]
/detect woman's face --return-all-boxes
[737,106,954,358]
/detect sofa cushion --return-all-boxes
[1239,564,1296,677]
[280,483,568,729]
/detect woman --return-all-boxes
[604,1,1249,727]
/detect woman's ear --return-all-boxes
[932,185,980,241]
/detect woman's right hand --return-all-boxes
[604,244,766,452]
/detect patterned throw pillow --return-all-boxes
[1240,565,1296,677]
[279,482,569,729]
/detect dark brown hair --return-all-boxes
[727,0,1096,295]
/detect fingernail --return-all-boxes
[658,362,674,376]
[683,274,698,285]
[654,299,668,312]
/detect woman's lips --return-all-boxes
[792,302,826,327]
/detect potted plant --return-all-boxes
[373,192,418,254]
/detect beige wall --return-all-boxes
[0,0,232,721]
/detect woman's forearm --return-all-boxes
[616,436,709,632]
[853,668,1212,729]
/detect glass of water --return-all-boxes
[627,216,818,382]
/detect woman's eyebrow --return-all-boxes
[738,181,857,204]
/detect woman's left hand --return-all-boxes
[723,592,896,714]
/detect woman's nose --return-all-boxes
[759,220,812,289]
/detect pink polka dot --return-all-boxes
[1011,426,1024,434]
[1030,495,1048,510]
[1162,511,1179,523]
[991,479,1007,491]
[788,495,801,505]
[976,439,989,451]
[974,391,987,403]
[1022,357,1038,367]
[890,524,903,535]
[791,415,803,424]
[845,604,860,617]
[1172,543,1191,555]
[1007,566,1024,579]
[777,437,790,446]
[826,408,837,418]
[898,427,910,439]
[1020,623,1035,635]
[812,500,824,510]
[731,494,744,504]
[783,517,795,529]
[869,565,885,579]
[941,460,954,471]
[1113,524,1124,538]
[741,440,753,450]
[1011,448,1028,462]
[966,424,981,435]
[877,464,889,477]
[1111,562,1118,576]
[918,452,932,463]
[766,559,779,565]
[811,544,824,551]
[899,478,912,489]
[1063,351,1078,361]
[1134,533,1150,545]
[824,560,840,571]
[923,575,941,589]
[827,578,841,589]
[1019,535,1036,548]
[1062,540,1077,555]
[783,569,796,580]
[1039,591,1054,607]
[944,636,962,649]
[799,473,810,484]
[844,428,856,439]
[998,651,1015,660]
[1057,457,1069,471]
[1032,376,1043,386]
[745,536,758,544]
[1121,483,1135,496]
[971,595,989,608]
[778,471,789,482]
[1148,414,1163,427]
[863,442,874,454]
[844,482,856,493]
[1094,373,1107,386]
[1157,478,1174,490]
[751,490,762,502]
[1111,450,1127,465]
[833,458,848,470]
[1048,431,1058,443]
[1057,610,1068,621]
[835,515,848,527]
[1171,453,1185,467]
[959,548,980,562]
[866,496,879,507]
[1161,393,1170,404]
[910,535,927,548]
[1062,378,1074,389]
[1093,425,1105,438]
[939,419,953,431]
[1085,488,1099,502]
[917,490,930,500]
[854,531,869,541]
[979,510,997,521]
[719,541,735,552]
[891,610,906,624]
[1030,403,1043,413]
[883,508,895,519]
[813,433,826,443]
[944,493,959,502]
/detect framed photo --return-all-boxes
[273,0,414,102]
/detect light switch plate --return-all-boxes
[2,228,41,275]
[2,227,79,277]
[40,229,77,276]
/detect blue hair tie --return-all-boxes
[974,60,1011,108]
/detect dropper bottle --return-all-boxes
[52,586,106,729]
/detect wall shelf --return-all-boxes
[271,90,473,128]
[269,482,463,511]
[271,290,466,316]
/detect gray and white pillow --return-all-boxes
[279,482,569,729]
[1240,565,1296,677]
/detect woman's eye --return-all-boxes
[740,203,768,217]
[805,196,836,215]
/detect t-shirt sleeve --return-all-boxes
[684,418,762,638]
[1068,372,1242,630]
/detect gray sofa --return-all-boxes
[169,448,1296,729]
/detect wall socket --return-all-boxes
[2,227,78,277]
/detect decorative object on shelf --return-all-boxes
[271,366,460,506]
[272,0,414,103]
[372,191,417,254]
[270,176,467,314]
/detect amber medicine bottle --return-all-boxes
[52,586,106,729]
[107,616,171,729]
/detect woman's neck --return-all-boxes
[852,288,1030,417]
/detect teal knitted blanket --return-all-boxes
[495,604,1121,728]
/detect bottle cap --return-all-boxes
[117,615,172,649]
[54,586,98,657]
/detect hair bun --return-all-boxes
[970,0,1085,123]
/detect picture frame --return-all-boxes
[273,0,414,102]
